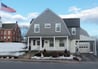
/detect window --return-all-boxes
[44,24,51,28]
[1,37,2,39]
[4,31,6,35]
[50,40,54,47]
[33,40,35,45]
[34,24,40,33]
[71,28,76,35]
[4,36,6,39]
[37,40,40,45]
[59,40,64,47]
[1,31,3,35]
[8,36,10,39]
[8,31,11,35]
[55,23,61,32]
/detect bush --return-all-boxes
[34,52,41,57]
[64,49,70,57]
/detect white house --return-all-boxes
[26,9,97,55]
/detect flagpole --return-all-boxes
[0,0,2,28]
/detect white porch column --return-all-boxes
[40,37,42,51]
[94,40,97,55]
[66,36,69,50]
[77,40,80,53]
[27,37,30,50]
[53,36,55,49]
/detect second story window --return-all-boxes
[44,24,51,28]
[71,28,76,35]
[4,31,6,35]
[8,31,11,35]
[34,24,40,33]
[55,23,61,32]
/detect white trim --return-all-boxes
[40,37,42,51]
[53,36,55,48]
[66,36,69,50]
[71,28,76,35]
[29,36,68,38]
[27,37,29,48]
[34,24,40,33]
[94,40,97,55]
[55,23,61,32]
[44,23,51,28]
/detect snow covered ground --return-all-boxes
[0,42,27,56]
[31,55,74,60]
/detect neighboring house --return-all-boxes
[26,9,97,55]
[0,21,22,42]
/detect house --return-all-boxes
[26,9,97,55]
[0,20,22,42]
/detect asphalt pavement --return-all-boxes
[0,60,98,69]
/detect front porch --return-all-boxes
[27,36,70,51]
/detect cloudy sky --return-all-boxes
[0,0,98,37]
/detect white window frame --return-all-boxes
[34,24,40,33]
[44,23,51,28]
[4,31,6,35]
[59,39,64,47]
[8,36,10,39]
[55,23,61,32]
[8,31,11,35]
[71,28,76,35]
[4,36,6,39]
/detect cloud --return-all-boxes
[27,12,39,18]
[68,6,81,13]
[0,11,39,27]
[12,14,27,21]
[1,7,98,30]
[0,11,27,22]
[60,7,98,24]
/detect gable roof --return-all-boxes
[26,9,71,37]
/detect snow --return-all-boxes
[31,55,74,60]
[0,52,25,56]
[0,42,26,56]
[0,42,26,52]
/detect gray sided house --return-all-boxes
[26,9,97,55]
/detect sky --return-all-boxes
[0,0,98,37]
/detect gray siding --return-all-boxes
[63,18,80,39]
[68,27,80,39]
[26,9,70,37]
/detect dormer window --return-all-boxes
[71,28,76,35]
[55,23,61,32]
[34,24,40,33]
[44,24,51,28]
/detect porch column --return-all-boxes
[66,36,69,50]
[77,40,80,54]
[40,37,42,51]
[27,37,30,50]
[94,40,97,55]
[53,36,55,48]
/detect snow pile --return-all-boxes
[31,55,74,60]
[0,42,26,56]
[0,52,25,56]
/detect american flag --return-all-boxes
[0,2,16,13]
